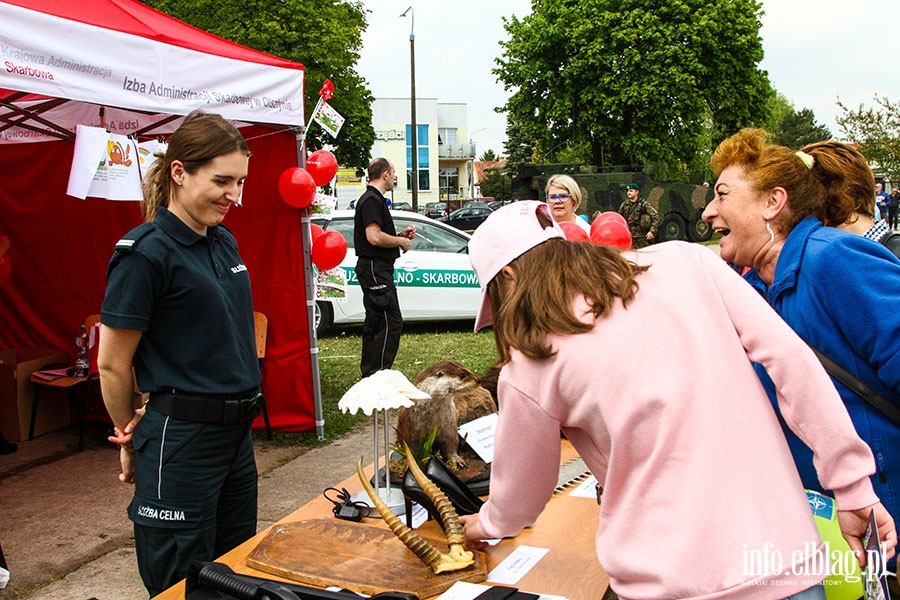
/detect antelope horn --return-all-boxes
[402,442,466,546]
[356,449,475,574]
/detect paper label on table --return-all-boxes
[458,413,498,463]
[569,475,599,499]
[487,545,550,585]
[408,502,429,528]
[436,581,567,600]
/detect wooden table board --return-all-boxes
[247,519,487,599]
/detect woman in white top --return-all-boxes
[545,174,590,234]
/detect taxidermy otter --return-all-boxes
[396,360,497,469]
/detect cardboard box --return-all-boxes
[0,348,71,441]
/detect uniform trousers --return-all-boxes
[356,256,403,377]
[130,405,257,597]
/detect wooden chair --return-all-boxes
[28,314,100,451]
[254,311,273,440]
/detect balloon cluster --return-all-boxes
[278,151,347,270]
[558,212,632,249]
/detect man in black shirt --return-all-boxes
[353,158,416,377]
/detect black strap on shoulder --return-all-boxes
[881,231,900,259]
[809,344,900,427]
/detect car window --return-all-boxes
[324,217,356,249]
[396,218,468,253]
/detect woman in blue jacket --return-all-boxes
[701,129,900,565]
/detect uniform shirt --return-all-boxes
[101,206,260,395]
[471,242,877,600]
[617,197,660,236]
[354,185,399,261]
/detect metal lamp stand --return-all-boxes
[352,408,405,514]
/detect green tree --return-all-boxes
[479,167,512,200]
[496,0,772,175]
[774,108,831,148]
[480,149,498,162]
[143,0,375,170]
[837,95,900,179]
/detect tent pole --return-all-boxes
[296,126,326,440]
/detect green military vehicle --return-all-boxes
[513,164,715,243]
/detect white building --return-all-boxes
[336,98,478,210]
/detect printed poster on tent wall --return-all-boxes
[67,125,165,200]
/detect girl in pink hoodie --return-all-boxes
[462,201,896,600]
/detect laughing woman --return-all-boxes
[702,128,900,562]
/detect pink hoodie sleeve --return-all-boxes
[697,248,877,510]
[473,378,562,540]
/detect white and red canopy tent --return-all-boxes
[0,0,323,435]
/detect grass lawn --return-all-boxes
[254,321,496,449]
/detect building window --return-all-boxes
[438,128,458,145]
[406,124,430,191]
[439,168,460,200]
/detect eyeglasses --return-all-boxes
[546,193,572,204]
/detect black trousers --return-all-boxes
[889,206,898,229]
[130,405,258,597]
[355,257,403,377]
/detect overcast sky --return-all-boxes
[357,0,900,157]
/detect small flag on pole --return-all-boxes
[314,102,345,138]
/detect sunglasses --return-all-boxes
[546,193,572,205]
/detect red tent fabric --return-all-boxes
[0,0,319,433]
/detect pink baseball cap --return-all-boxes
[469,200,564,331]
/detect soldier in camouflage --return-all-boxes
[617,182,660,248]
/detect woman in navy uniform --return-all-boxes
[98,111,261,596]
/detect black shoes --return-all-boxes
[402,456,485,528]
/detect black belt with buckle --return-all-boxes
[149,388,262,425]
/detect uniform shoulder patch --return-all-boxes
[115,223,155,252]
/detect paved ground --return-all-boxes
[0,419,375,599]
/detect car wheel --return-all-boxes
[314,301,333,338]
[659,213,686,242]
[687,214,713,242]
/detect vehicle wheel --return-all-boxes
[687,214,713,242]
[658,213,687,242]
[314,301,333,338]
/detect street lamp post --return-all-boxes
[401,6,418,212]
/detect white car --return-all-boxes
[311,210,481,336]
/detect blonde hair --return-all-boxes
[545,174,584,211]
[142,110,250,222]
[711,128,822,233]
[488,238,648,365]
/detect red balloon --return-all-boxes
[278,167,316,208]
[309,223,325,245]
[590,220,632,249]
[558,221,589,242]
[306,150,339,187]
[312,230,348,271]
[0,256,10,286]
[591,211,628,236]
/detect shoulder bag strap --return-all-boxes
[808,344,900,428]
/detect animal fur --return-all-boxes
[396,360,498,469]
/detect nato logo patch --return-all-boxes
[806,490,835,520]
